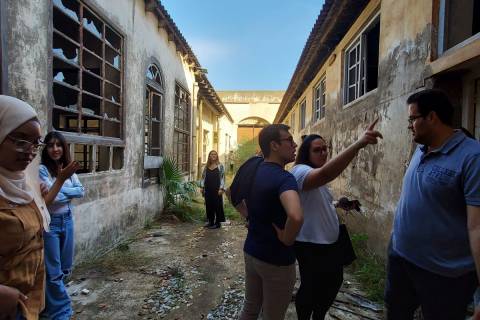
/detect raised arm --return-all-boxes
[303,118,382,191]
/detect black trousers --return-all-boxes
[385,245,477,320]
[294,241,344,320]
[205,192,225,226]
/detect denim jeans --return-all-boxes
[43,210,74,320]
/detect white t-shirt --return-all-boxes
[290,164,339,244]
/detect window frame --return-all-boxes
[50,0,125,144]
[343,13,380,105]
[173,82,191,174]
[143,62,165,185]
[300,99,306,129]
[313,76,326,122]
[50,0,126,175]
[437,0,480,56]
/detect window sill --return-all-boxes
[60,131,125,146]
[78,168,125,178]
[342,88,378,110]
[425,33,480,77]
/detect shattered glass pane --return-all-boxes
[83,18,102,39]
[53,0,79,21]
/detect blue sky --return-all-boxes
[161,1,325,91]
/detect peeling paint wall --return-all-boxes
[3,0,198,261]
[284,0,434,254]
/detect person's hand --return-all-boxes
[355,117,383,149]
[0,285,27,318]
[40,183,49,197]
[57,161,80,182]
[218,189,224,196]
[272,223,290,246]
[474,306,480,320]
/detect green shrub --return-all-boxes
[348,233,386,303]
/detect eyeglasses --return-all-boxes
[408,114,424,125]
[7,135,45,154]
[277,136,295,145]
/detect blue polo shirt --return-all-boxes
[392,131,480,277]
[244,162,298,266]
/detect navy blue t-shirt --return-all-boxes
[243,162,299,266]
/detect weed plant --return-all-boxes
[348,233,386,303]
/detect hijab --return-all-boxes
[0,95,50,230]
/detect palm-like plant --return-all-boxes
[160,156,196,210]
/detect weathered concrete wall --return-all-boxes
[4,0,196,261]
[284,0,434,255]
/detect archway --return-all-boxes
[237,117,269,144]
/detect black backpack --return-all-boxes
[228,156,263,207]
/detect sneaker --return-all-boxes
[208,224,220,229]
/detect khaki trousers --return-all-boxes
[239,253,296,320]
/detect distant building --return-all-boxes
[275,0,480,254]
[218,90,284,149]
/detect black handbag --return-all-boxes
[335,224,357,266]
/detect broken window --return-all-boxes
[344,15,380,104]
[438,0,480,53]
[52,0,124,173]
[144,64,165,184]
[300,99,306,129]
[313,76,326,122]
[174,84,191,174]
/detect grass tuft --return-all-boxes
[347,233,386,303]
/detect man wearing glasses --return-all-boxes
[239,124,303,320]
[386,89,480,320]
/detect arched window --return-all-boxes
[144,63,164,184]
[146,64,163,89]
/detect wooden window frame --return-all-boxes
[51,0,124,141]
[343,13,380,105]
[313,76,326,122]
[51,0,125,174]
[300,99,306,129]
[174,83,191,174]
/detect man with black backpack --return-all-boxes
[237,124,304,320]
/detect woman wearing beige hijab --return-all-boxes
[0,95,78,320]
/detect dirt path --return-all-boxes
[69,218,383,319]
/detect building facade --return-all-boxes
[218,90,283,147]
[0,0,232,260]
[275,0,480,254]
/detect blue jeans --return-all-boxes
[43,210,74,320]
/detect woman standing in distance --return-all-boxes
[199,150,225,229]
[39,131,84,320]
[0,95,77,319]
[291,119,382,320]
